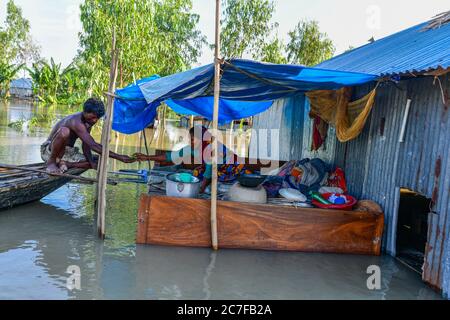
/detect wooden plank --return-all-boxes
[137,195,384,255]
[373,206,385,255]
[141,195,211,247]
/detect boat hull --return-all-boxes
[0,164,87,211]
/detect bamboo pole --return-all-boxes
[210,0,221,250]
[96,29,119,239]
[142,128,151,170]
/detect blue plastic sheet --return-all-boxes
[166,97,273,125]
[112,75,159,134]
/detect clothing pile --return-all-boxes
[262,158,347,198]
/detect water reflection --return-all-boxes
[0,101,443,300]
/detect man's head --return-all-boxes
[82,98,105,125]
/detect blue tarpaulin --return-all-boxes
[112,59,377,134]
[166,97,274,124]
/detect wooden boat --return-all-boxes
[137,194,384,255]
[0,163,87,211]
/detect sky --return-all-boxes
[0,0,449,68]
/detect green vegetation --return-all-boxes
[0,0,40,65]
[0,0,39,99]
[286,20,335,66]
[0,61,23,99]
[258,37,288,64]
[220,0,277,59]
[1,0,336,106]
[27,59,77,104]
[219,1,334,66]
[77,0,206,96]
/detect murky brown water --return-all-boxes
[0,101,443,299]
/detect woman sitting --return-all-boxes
[134,126,250,193]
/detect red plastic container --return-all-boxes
[311,193,357,210]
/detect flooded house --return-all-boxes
[250,16,450,297]
[9,78,33,100]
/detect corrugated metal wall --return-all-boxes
[250,94,336,162]
[300,99,337,164]
[334,75,450,296]
[252,75,450,297]
[249,94,306,161]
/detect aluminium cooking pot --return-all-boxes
[165,173,201,198]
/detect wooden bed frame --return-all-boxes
[137,195,384,255]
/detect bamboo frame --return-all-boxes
[96,29,119,239]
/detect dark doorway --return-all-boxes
[396,188,431,274]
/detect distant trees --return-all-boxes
[3,0,207,105]
[257,37,287,64]
[286,20,335,66]
[220,0,277,59]
[77,0,206,98]
[1,0,337,105]
[0,0,40,98]
[39,0,336,106]
[219,1,334,66]
[0,0,40,66]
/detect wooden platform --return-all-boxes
[137,195,384,255]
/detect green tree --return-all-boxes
[0,0,40,66]
[286,20,335,66]
[77,0,206,97]
[257,37,287,64]
[220,0,276,59]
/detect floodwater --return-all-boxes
[0,100,443,300]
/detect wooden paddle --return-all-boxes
[0,164,117,185]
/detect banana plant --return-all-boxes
[0,61,24,99]
[27,61,46,101]
[27,58,76,104]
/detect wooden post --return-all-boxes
[210,0,221,250]
[96,29,119,239]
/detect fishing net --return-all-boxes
[306,86,377,142]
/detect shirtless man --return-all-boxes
[41,98,136,173]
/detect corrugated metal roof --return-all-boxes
[317,20,450,76]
